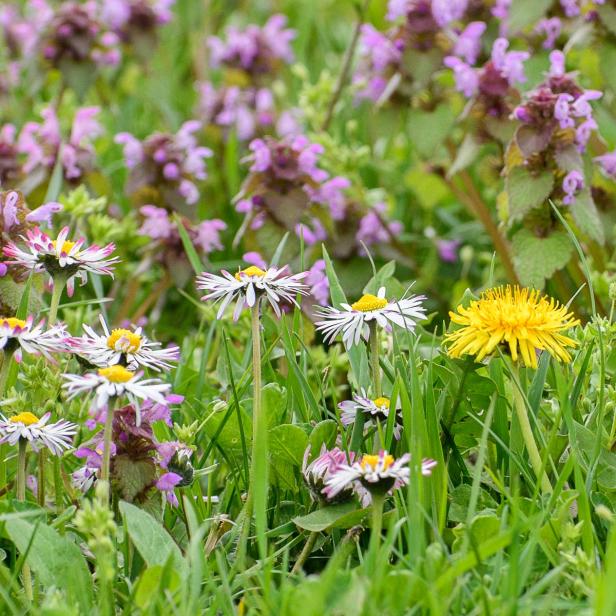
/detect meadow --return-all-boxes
[1,0,616,614]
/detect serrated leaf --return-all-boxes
[113,455,158,502]
[292,502,359,532]
[569,189,605,244]
[515,125,553,157]
[554,145,583,173]
[511,229,574,288]
[506,167,554,221]
[5,519,93,611]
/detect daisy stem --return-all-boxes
[17,439,33,602]
[100,399,116,490]
[367,492,385,570]
[510,365,552,494]
[37,449,46,507]
[48,274,67,327]
[369,322,382,398]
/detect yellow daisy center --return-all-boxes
[234,266,266,281]
[107,329,142,353]
[53,240,77,254]
[360,454,394,472]
[372,397,390,409]
[351,294,388,312]
[9,411,40,426]
[0,317,27,329]
[98,365,134,383]
[445,285,580,369]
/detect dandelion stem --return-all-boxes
[369,321,382,398]
[291,531,319,574]
[510,365,552,494]
[17,439,33,602]
[48,274,67,326]
[100,399,116,489]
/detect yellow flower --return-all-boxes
[445,286,579,368]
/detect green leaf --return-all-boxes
[507,0,553,31]
[113,455,158,503]
[511,229,574,289]
[598,5,616,37]
[119,501,187,576]
[134,564,181,610]
[569,189,605,244]
[269,424,309,466]
[505,167,554,221]
[293,502,359,532]
[363,261,396,295]
[308,420,338,454]
[174,213,204,274]
[262,382,287,429]
[5,519,93,611]
[408,105,456,159]
[447,134,481,178]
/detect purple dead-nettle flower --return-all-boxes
[357,203,403,251]
[492,0,511,20]
[560,0,580,18]
[437,239,461,263]
[595,151,616,178]
[116,121,212,208]
[17,106,102,183]
[39,1,120,69]
[100,0,175,43]
[491,38,529,86]
[562,170,584,205]
[305,259,330,306]
[452,21,486,65]
[207,14,295,78]
[303,445,356,503]
[198,82,276,141]
[295,219,327,246]
[535,17,561,50]
[431,0,468,27]
[0,1,53,59]
[444,56,479,97]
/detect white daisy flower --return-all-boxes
[339,393,403,440]
[3,226,120,296]
[0,411,77,456]
[0,315,68,362]
[62,365,171,425]
[315,286,426,347]
[323,450,436,502]
[69,315,180,372]
[196,264,309,319]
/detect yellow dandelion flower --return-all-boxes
[445,286,579,369]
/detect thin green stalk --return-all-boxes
[367,492,385,572]
[237,301,267,564]
[369,322,381,398]
[37,449,46,507]
[291,531,319,574]
[0,349,14,396]
[100,399,116,488]
[510,365,552,494]
[48,274,67,326]
[17,440,33,602]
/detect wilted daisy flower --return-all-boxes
[339,392,402,440]
[62,365,171,425]
[302,445,355,503]
[70,314,179,372]
[315,286,426,347]
[445,286,580,369]
[0,315,68,362]
[3,226,119,296]
[0,411,76,456]
[323,450,435,501]
[196,264,309,319]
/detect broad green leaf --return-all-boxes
[511,229,574,289]
[505,167,554,221]
[119,501,187,576]
[134,564,181,610]
[293,502,359,532]
[308,420,338,454]
[269,424,309,466]
[6,518,93,611]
